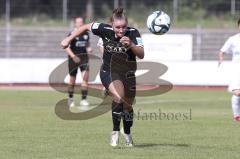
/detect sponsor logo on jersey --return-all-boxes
[105,42,128,53]
[136,37,143,46]
[83,35,88,40]
[92,23,100,29]
[75,41,86,47]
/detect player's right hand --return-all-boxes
[72,55,81,64]
[61,38,70,49]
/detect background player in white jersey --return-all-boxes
[218,19,240,121]
[97,38,104,55]
[64,16,92,109]
[61,8,144,147]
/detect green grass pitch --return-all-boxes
[0,89,239,159]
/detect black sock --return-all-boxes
[81,89,88,100]
[68,84,74,98]
[123,109,134,134]
[112,101,123,131]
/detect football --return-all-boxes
[147,10,171,35]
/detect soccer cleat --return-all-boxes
[79,99,89,110]
[110,131,120,147]
[68,98,75,108]
[80,99,89,106]
[120,127,134,147]
[234,116,240,122]
[124,134,134,147]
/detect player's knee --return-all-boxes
[69,83,75,86]
[81,81,88,87]
[113,93,124,103]
[69,75,76,83]
[69,81,76,85]
[113,96,123,103]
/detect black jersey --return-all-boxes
[69,30,90,54]
[91,22,143,71]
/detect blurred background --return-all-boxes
[0,0,239,85]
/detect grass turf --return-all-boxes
[0,89,239,159]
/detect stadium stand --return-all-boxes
[0,27,234,60]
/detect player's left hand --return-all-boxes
[72,55,81,64]
[120,36,133,48]
[61,38,70,49]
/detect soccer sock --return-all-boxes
[68,84,74,98]
[231,95,240,117]
[123,109,134,134]
[112,101,123,131]
[81,89,88,100]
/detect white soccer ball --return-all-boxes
[147,10,171,35]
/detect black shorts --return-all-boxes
[100,67,136,98]
[68,54,89,77]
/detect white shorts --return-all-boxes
[228,62,240,92]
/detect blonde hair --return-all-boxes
[110,8,128,23]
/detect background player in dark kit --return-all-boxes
[64,16,92,109]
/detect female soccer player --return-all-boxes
[218,18,240,121]
[64,16,92,109]
[61,8,144,147]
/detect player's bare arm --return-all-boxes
[64,47,81,64]
[120,36,144,59]
[218,51,225,66]
[61,23,93,49]
[64,47,75,58]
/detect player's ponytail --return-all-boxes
[110,7,128,23]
